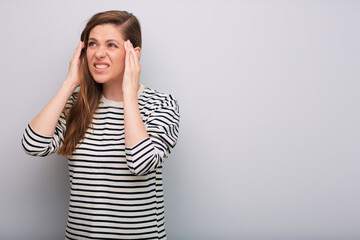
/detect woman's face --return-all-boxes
[86,24,126,85]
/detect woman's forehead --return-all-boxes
[89,24,124,40]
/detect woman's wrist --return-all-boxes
[123,84,140,100]
[123,92,138,103]
[63,78,79,93]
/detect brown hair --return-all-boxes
[58,10,142,156]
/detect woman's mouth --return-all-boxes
[94,64,109,69]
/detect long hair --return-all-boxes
[58,10,142,156]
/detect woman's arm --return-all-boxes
[123,40,180,175]
[29,42,83,136]
[125,98,180,175]
[123,40,149,147]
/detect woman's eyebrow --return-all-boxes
[88,37,121,45]
[106,39,121,44]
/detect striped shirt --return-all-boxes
[22,84,180,240]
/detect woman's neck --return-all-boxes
[102,79,124,102]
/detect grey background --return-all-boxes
[0,0,359,239]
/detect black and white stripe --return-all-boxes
[22,84,180,240]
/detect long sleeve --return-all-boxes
[21,94,75,157]
[22,120,65,156]
[125,96,180,175]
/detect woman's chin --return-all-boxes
[92,76,122,87]
[92,76,110,84]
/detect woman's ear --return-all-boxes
[134,47,141,59]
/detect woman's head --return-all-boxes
[81,10,142,50]
[58,10,142,157]
[80,10,142,85]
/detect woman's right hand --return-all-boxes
[29,41,85,137]
[65,41,84,88]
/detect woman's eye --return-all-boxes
[109,43,117,48]
[88,42,96,47]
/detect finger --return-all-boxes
[123,40,128,52]
[128,40,138,69]
[71,41,83,64]
[132,52,141,72]
[125,40,131,70]
[76,41,83,57]
[129,48,137,69]
[128,41,139,68]
[130,42,140,62]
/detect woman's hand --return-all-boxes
[123,40,141,97]
[29,41,84,137]
[65,41,84,88]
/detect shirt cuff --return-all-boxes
[125,137,155,174]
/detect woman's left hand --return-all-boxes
[123,40,141,97]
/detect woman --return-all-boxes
[22,10,180,240]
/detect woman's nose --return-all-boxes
[95,46,106,59]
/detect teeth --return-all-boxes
[95,64,109,69]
